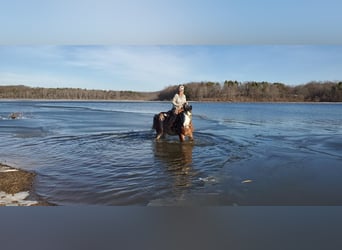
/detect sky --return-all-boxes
[0,0,341,91]
[0,45,342,91]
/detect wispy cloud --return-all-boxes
[0,46,196,90]
[62,46,193,88]
[1,45,342,91]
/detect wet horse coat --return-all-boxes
[153,104,194,142]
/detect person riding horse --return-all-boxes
[167,85,187,130]
[153,85,193,141]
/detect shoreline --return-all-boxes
[0,98,341,104]
[0,163,53,206]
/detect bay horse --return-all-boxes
[152,103,194,142]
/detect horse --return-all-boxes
[152,103,194,142]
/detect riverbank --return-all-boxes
[0,163,52,206]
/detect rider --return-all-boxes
[167,85,187,129]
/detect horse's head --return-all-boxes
[179,103,194,141]
[180,103,192,130]
[183,103,192,114]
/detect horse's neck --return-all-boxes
[182,112,192,127]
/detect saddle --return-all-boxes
[164,110,182,131]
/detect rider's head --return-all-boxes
[178,85,184,92]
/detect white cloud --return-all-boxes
[63,46,192,89]
[2,45,341,91]
[0,47,194,90]
[0,46,200,91]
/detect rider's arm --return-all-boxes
[172,94,180,107]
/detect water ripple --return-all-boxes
[30,131,246,205]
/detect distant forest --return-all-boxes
[158,81,342,102]
[0,85,158,100]
[1,81,342,102]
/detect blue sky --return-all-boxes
[0,45,341,91]
[1,0,342,44]
[0,1,341,91]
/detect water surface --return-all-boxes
[1,101,341,205]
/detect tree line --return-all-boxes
[1,81,341,102]
[0,85,158,100]
[158,81,342,102]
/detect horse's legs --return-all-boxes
[188,124,194,141]
[179,134,185,142]
[154,114,164,140]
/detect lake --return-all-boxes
[0,101,341,205]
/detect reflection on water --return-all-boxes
[153,141,194,190]
[1,101,342,205]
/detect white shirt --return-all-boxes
[172,93,187,110]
